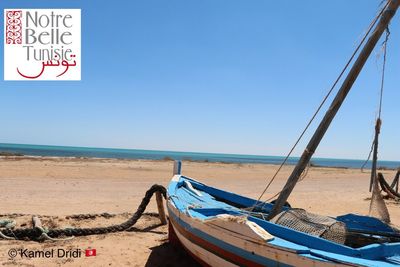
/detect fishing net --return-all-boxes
[369,173,391,223]
[270,208,347,244]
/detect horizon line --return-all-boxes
[1,142,399,163]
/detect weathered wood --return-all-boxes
[391,169,400,193]
[205,214,274,243]
[369,119,381,192]
[156,191,167,225]
[167,196,341,267]
[378,172,400,199]
[32,216,42,229]
[268,0,400,220]
[173,160,182,175]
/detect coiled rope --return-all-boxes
[0,184,166,241]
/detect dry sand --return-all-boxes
[0,157,399,266]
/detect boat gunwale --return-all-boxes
[168,199,340,267]
[167,175,400,261]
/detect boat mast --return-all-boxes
[268,0,400,220]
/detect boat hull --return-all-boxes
[167,201,345,267]
[166,175,400,267]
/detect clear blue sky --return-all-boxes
[1,0,399,160]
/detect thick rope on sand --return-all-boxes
[0,184,166,241]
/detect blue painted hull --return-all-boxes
[167,175,400,266]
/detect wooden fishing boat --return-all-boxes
[167,1,400,266]
[167,174,400,266]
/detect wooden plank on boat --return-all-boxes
[204,214,274,243]
[173,160,182,175]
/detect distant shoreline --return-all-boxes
[1,153,399,171]
[0,143,399,170]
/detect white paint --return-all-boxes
[171,174,181,182]
[168,201,340,267]
[183,180,202,197]
[172,222,238,267]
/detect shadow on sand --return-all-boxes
[145,241,201,267]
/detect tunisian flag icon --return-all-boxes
[85,249,96,257]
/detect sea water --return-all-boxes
[0,143,399,169]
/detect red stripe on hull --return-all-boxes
[169,220,210,267]
[169,213,265,267]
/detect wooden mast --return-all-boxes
[267,0,400,220]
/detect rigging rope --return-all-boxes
[378,28,389,119]
[368,27,390,223]
[252,1,390,210]
[361,141,375,173]
[263,162,311,204]
[361,28,390,189]
[361,27,390,174]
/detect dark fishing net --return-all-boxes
[270,208,347,244]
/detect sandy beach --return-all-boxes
[0,156,399,266]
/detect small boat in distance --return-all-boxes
[167,1,400,266]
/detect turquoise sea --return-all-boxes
[0,143,399,169]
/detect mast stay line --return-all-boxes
[253,1,390,210]
[267,0,400,220]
